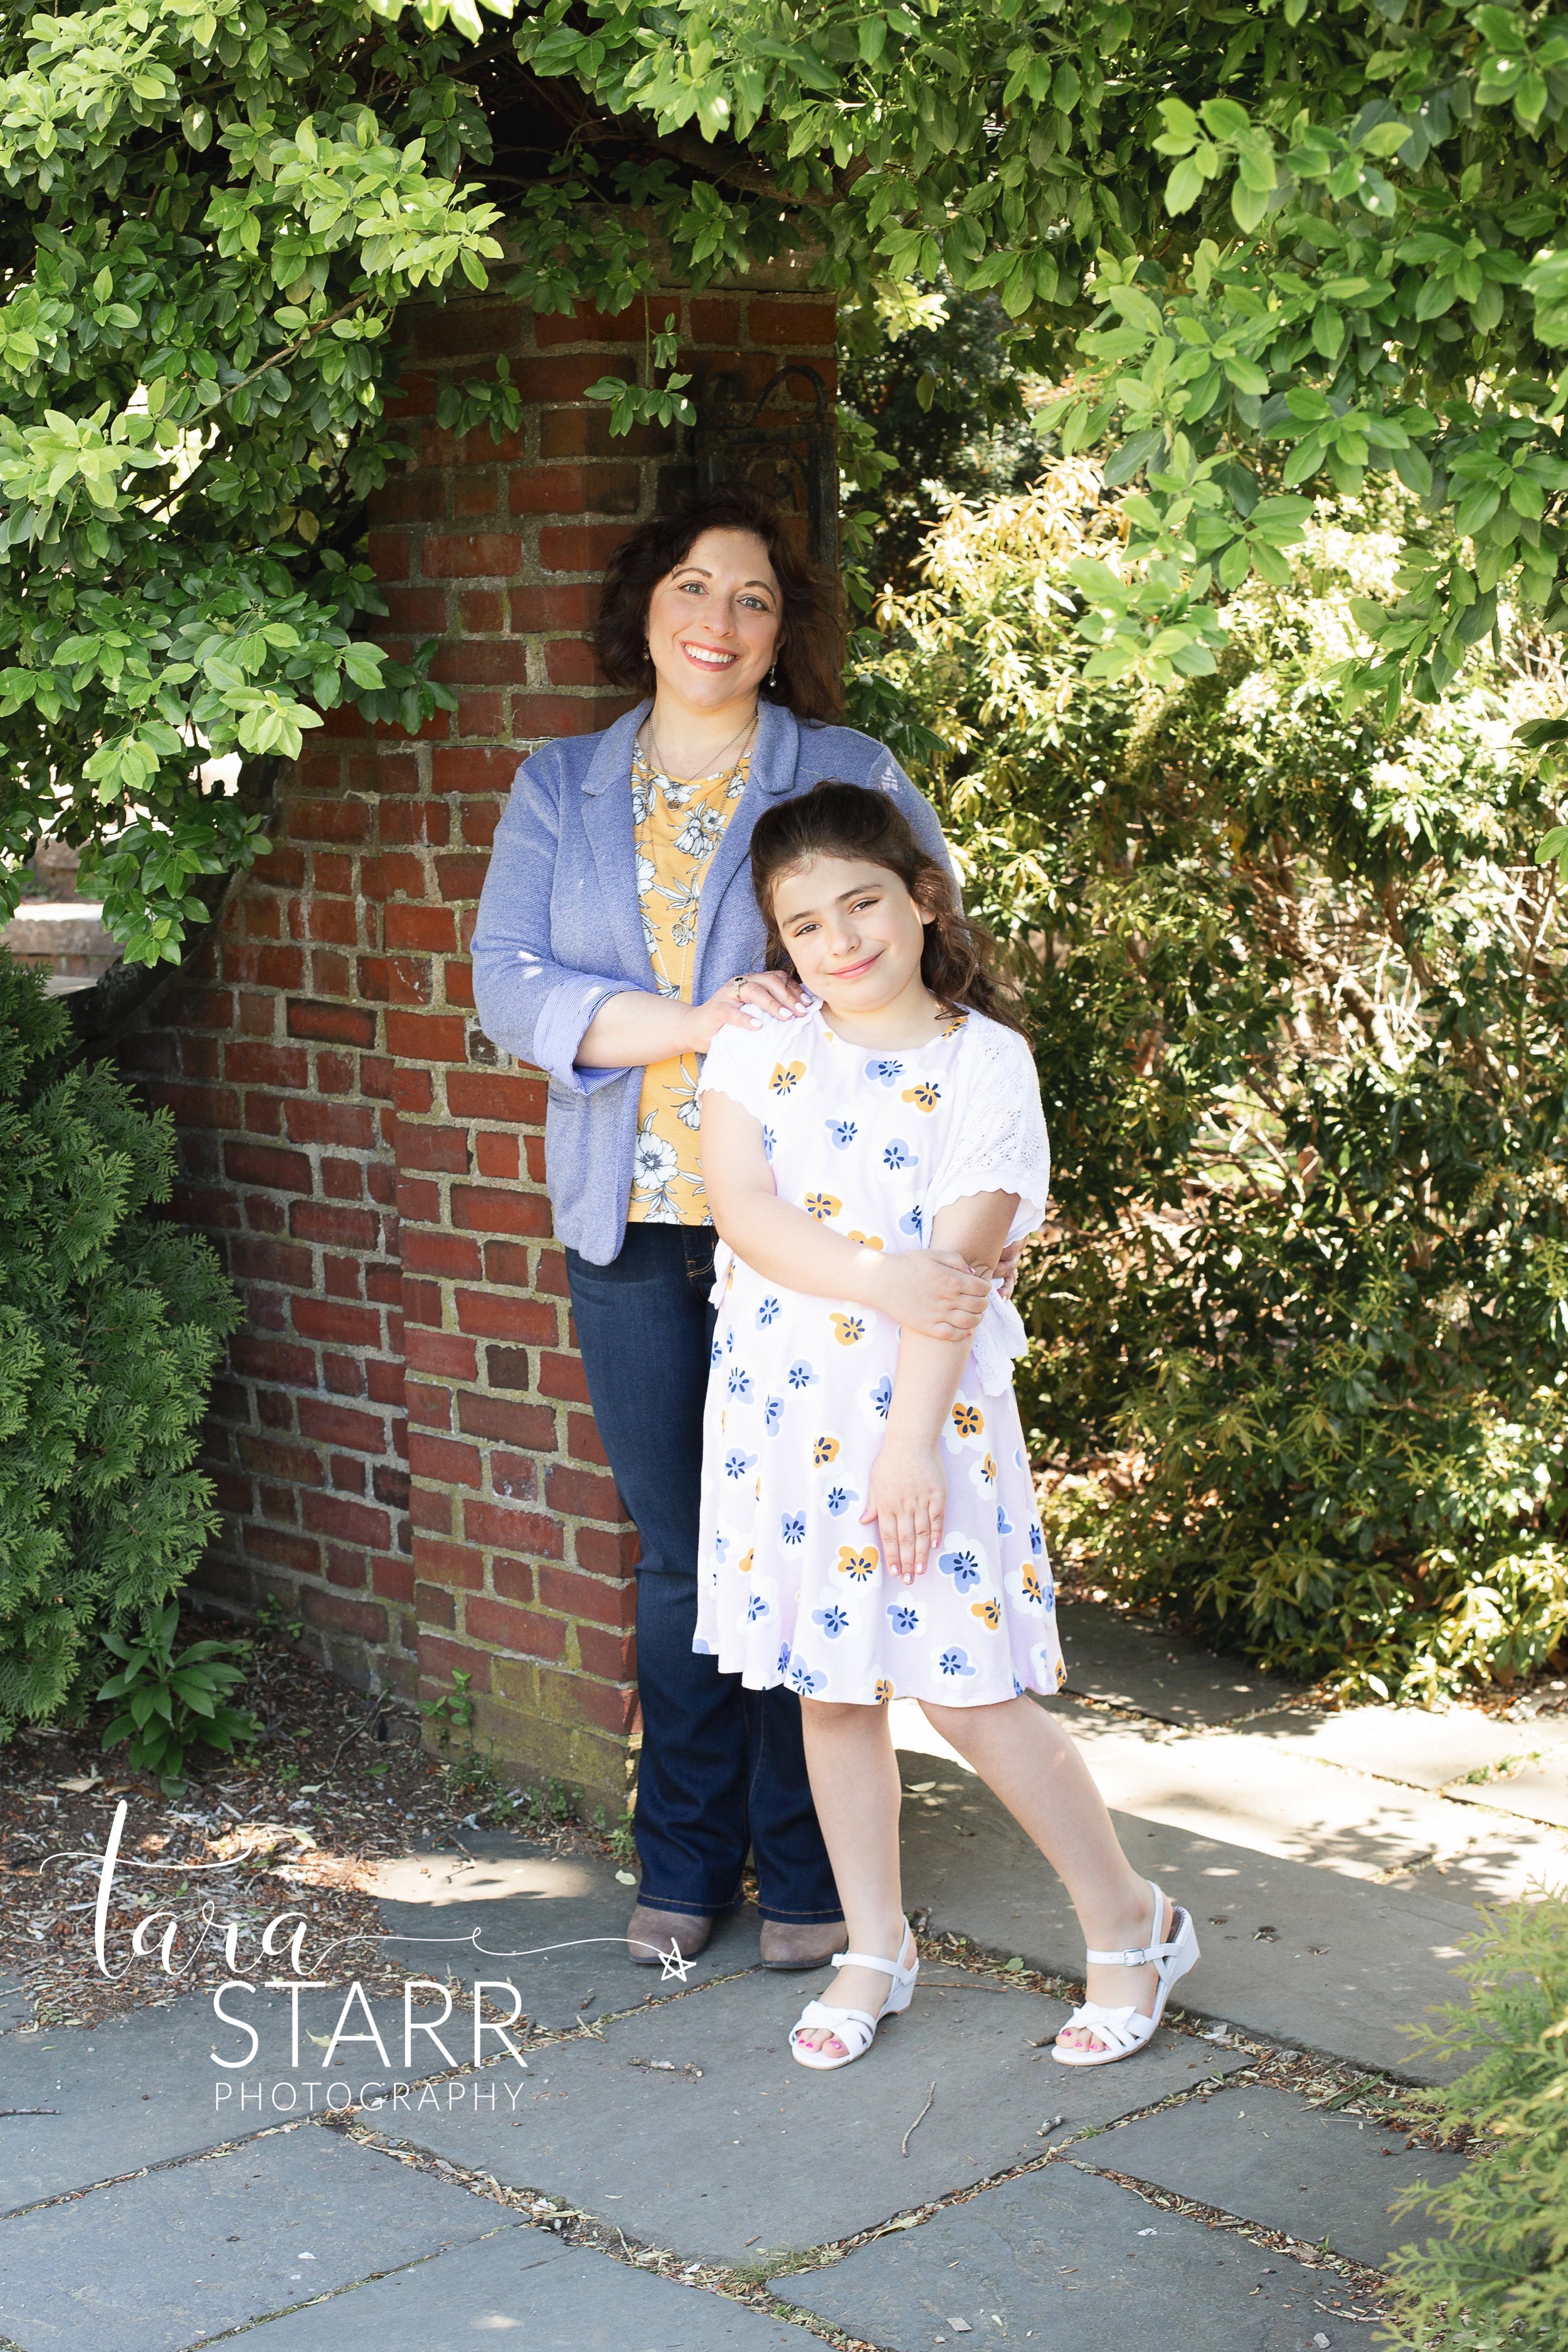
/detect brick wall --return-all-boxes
[113,277,838,1810]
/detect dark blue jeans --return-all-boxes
[565,1223,842,1925]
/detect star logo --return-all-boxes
[659,1939,694,1983]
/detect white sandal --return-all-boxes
[1052,1880,1199,2069]
[788,1924,919,2072]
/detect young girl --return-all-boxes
[694,781,1199,2072]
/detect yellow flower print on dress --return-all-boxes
[970,1596,1002,1630]
[737,1548,754,1575]
[901,1081,941,1112]
[770,1061,806,1096]
[830,1311,866,1345]
[951,1402,985,1440]
[847,1229,884,1249]
[874,1678,894,1705]
[973,1451,998,1486]
[804,1190,842,1221]
[835,1545,879,1582]
[813,1435,840,1466]
[938,1010,969,1039]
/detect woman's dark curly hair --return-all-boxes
[750,781,1028,1036]
[594,485,842,721]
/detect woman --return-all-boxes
[470,485,993,1968]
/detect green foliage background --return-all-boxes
[0,955,239,1736]
[852,445,1568,1700]
[1388,1891,1568,2347]
[5,0,1568,963]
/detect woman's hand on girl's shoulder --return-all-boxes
[687,972,812,1054]
[864,1436,945,1582]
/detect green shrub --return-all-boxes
[1387,1892,1568,2348]
[96,1604,259,1794]
[854,474,1568,1697]
[0,955,239,1734]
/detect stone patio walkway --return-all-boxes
[3,1602,1564,2351]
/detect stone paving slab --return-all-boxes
[370,1833,766,2027]
[1046,1601,1305,1727]
[896,1753,1476,2082]
[0,2121,499,2352]
[1441,1757,1568,1834]
[776,2158,1352,2351]
[1085,2081,1466,2273]
[1248,1703,1568,1809]
[381,1964,1244,2267]
[236,2235,825,2350]
[1042,1720,1568,1900]
[0,1983,470,2213]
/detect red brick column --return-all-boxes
[114,276,837,1808]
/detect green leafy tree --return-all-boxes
[0,954,240,1735]
[855,467,1568,1697]
[7,0,1568,967]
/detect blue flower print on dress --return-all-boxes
[1029,1519,1045,1557]
[763,1396,785,1434]
[869,1375,893,1422]
[938,1545,983,1592]
[882,1138,917,1171]
[825,1118,858,1150]
[938,1646,978,1678]
[781,1512,806,1545]
[724,1325,734,1352]
[825,1484,859,1517]
[898,1205,924,1239]
[745,1589,771,1623]
[756,1295,780,1328]
[727,1365,753,1399]
[776,1638,793,1677]
[693,1637,714,1655]
[787,1651,827,1697]
[762,1126,776,1160]
[787,1360,819,1390]
[812,1603,850,1640]
[709,1339,723,1365]
[996,1504,1014,1537]
[865,1057,905,1086]
[724,1449,757,1481]
[886,1599,925,1636]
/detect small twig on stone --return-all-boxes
[901,2080,936,2157]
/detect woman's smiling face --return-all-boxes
[770,854,933,1017]
[645,527,782,714]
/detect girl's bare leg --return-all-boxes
[920,1694,1173,2053]
[795,1698,910,2057]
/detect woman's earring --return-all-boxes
[767,660,778,690]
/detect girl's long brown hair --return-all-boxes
[749,781,1027,1036]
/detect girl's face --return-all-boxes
[645,527,782,714]
[770,854,933,1016]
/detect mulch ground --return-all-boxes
[0,1611,631,2033]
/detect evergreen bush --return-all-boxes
[1388,1892,1568,2348]
[0,955,239,1735]
[854,467,1568,1698]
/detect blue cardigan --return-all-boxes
[470,697,949,1263]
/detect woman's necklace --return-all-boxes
[643,706,757,793]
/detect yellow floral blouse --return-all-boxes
[627,738,752,1225]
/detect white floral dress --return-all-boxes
[693,1004,1063,1706]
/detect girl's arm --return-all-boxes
[576,976,802,1070]
[866,1188,1020,1581]
[700,1088,993,1345]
